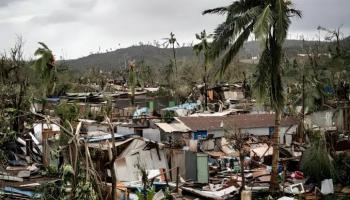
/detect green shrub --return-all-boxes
[301,131,335,183]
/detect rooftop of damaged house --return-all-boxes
[1,1,350,200]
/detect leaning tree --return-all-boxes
[32,42,56,97]
[204,0,301,192]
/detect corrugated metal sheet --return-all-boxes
[170,150,186,179]
[250,144,273,157]
[87,138,134,150]
[155,122,191,133]
[116,148,168,182]
[196,153,209,184]
[185,151,197,181]
[143,128,161,142]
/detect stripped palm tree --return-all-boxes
[32,42,56,97]
[193,30,212,110]
[163,32,180,75]
[128,60,138,107]
[204,0,301,192]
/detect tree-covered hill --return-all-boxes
[64,39,348,72]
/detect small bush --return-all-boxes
[301,131,335,183]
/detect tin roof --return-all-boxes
[155,122,191,133]
[178,114,298,131]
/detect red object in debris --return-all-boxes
[291,171,304,179]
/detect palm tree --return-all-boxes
[193,30,212,110]
[204,0,301,192]
[33,42,56,97]
[163,32,180,75]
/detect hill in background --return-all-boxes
[64,38,349,72]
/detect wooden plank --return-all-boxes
[17,171,30,178]
[0,175,24,182]
[42,129,50,167]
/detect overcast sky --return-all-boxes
[1,0,349,59]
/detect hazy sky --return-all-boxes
[1,0,349,59]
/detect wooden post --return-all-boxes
[25,137,32,161]
[176,167,179,193]
[161,168,169,187]
[270,110,281,192]
[107,141,117,200]
[42,129,50,167]
[241,190,252,200]
[282,160,287,195]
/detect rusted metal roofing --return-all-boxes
[178,114,298,131]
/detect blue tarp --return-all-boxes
[133,107,149,118]
[193,130,207,140]
[46,97,60,103]
[163,102,198,111]
[324,85,334,95]
[3,186,41,199]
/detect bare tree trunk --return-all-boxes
[131,86,135,107]
[204,64,208,110]
[107,143,117,200]
[270,110,281,193]
[107,118,117,200]
[172,44,177,76]
[300,75,305,143]
[239,150,245,194]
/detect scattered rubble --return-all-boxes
[1,83,349,200]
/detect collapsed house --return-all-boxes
[2,79,350,200]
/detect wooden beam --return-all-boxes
[0,175,24,182]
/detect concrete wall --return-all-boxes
[241,125,297,146]
[280,125,298,146]
[241,127,270,136]
[190,125,297,146]
[208,130,225,138]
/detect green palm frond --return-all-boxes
[32,42,56,97]
[253,5,272,40]
[193,43,203,56]
[274,0,290,44]
[205,0,301,112]
[288,8,302,17]
[220,23,254,75]
[202,6,228,15]
[253,48,271,103]
[210,21,235,59]
[232,6,261,34]
[193,30,212,65]
[38,42,49,49]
